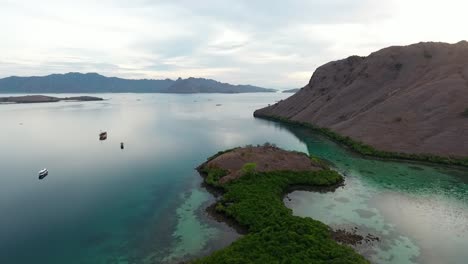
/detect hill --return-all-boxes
[0,73,275,93]
[255,41,468,157]
[161,77,276,93]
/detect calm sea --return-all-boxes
[0,93,467,264]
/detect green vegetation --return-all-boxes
[194,164,367,264]
[262,142,277,148]
[200,165,228,187]
[241,162,257,175]
[254,114,468,168]
[310,155,330,169]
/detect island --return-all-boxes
[255,41,468,167]
[0,95,103,104]
[193,144,367,263]
[282,88,300,93]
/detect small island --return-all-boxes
[0,95,103,104]
[193,144,367,263]
[282,88,300,93]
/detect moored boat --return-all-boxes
[38,168,48,179]
[99,131,107,140]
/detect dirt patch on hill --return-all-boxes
[202,146,321,184]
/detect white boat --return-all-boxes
[39,168,48,179]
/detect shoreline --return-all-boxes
[196,165,249,235]
[0,95,104,104]
[199,166,349,235]
[194,148,370,263]
[202,180,371,248]
[282,182,381,252]
[253,113,468,168]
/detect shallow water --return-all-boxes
[282,126,468,264]
[0,93,467,264]
[0,93,301,264]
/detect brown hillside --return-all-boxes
[202,146,321,184]
[255,41,468,157]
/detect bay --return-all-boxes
[0,93,467,264]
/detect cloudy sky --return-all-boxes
[0,0,467,88]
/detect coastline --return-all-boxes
[253,113,468,168]
[200,172,370,246]
[193,147,369,263]
[196,164,249,235]
[0,95,103,104]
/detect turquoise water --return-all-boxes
[1,94,467,264]
[0,93,302,264]
[282,126,468,264]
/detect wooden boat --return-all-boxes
[99,132,107,140]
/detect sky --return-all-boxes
[0,0,467,89]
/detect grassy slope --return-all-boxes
[254,114,468,168]
[194,166,368,264]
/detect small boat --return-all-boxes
[120,142,124,149]
[38,168,48,179]
[99,131,107,140]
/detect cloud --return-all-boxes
[0,0,467,88]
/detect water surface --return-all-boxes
[282,126,468,264]
[1,93,467,264]
[0,93,300,264]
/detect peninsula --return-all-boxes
[193,144,367,263]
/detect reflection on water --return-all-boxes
[281,125,468,264]
[1,93,467,264]
[0,93,298,264]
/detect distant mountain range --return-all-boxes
[0,72,276,93]
[159,77,276,93]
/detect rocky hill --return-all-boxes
[255,41,468,157]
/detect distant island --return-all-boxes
[282,88,300,93]
[0,72,276,94]
[255,41,468,165]
[0,95,103,104]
